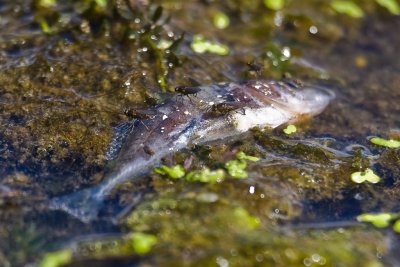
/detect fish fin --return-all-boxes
[105,120,136,161]
[49,187,103,223]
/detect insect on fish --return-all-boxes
[204,102,246,118]
[50,80,335,222]
[174,86,201,96]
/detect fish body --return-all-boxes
[51,80,334,222]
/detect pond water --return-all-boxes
[0,0,399,266]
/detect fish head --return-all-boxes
[229,80,335,131]
[242,80,335,116]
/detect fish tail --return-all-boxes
[49,186,103,223]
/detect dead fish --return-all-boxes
[50,80,334,222]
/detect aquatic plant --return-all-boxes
[213,11,230,29]
[331,0,365,18]
[356,213,400,235]
[350,168,381,184]
[357,213,394,228]
[264,0,286,11]
[330,0,400,18]
[283,124,297,135]
[185,168,225,183]
[370,137,400,148]
[376,0,400,15]
[155,152,260,182]
[39,250,72,267]
[190,34,229,55]
[154,165,185,179]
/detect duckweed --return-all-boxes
[283,124,297,135]
[370,137,400,148]
[156,152,259,182]
[225,159,248,179]
[191,35,229,55]
[37,0,56,8]
[39,250,72,267]
[357,213,394,228]
[130,232,158,255]
[94,0,108,8]
[351,168,381,184]
[213,12,230,29]
[236,151,260,162]
[264,0,286,11]
[376,0,400,15]
[393,220,400,233]
[154,165,185,179]
[330,0,364,18]
[185,168,225,183]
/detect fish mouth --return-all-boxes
[287,84,335,116]
[244,80,335,117]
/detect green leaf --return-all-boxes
[236,151,260,162]
[225,159,248,179]
[376,0,400,15]
[130,232,158,255]
[264,0,286,11]
[283,124,297,135]
[357,213,393,228]
[40,250,72,267]
[154,165,185,179]
[330,0,364,18]
[350,168,381,184]
[370,137,400,148]
[185,168,225,183]
[190,35,229,55]
[213,12,230,29]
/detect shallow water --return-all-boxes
[0,1,399,266]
